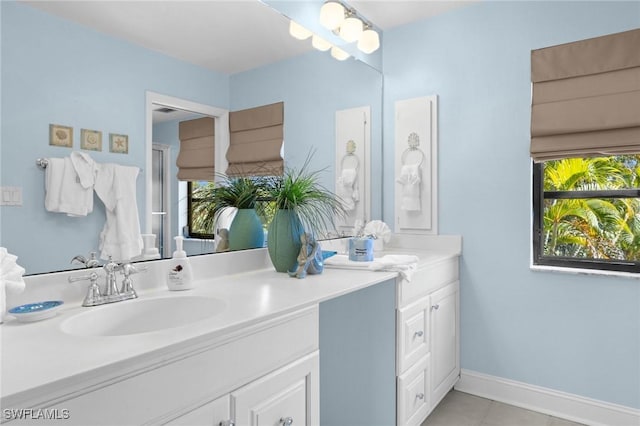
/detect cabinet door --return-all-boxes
[430,280,460,406]
[163,394,230,426]
[232,352,319,426]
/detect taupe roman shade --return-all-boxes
[177,117,215,181]
[530,28,640,162]
[227,101,284,176]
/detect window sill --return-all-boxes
[530,264,640,280]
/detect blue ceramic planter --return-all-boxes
[267,209,304,272]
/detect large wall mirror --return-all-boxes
[0,0,383,275]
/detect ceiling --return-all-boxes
[23,0,475,75]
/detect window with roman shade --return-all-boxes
[227,101,284,177]
[530,28,640,162]
[176,117,215,181]
[531,28,640,273]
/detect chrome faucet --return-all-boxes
[69,255,146,307]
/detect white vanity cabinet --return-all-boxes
[396,256,460,426]
[4,306,318,426]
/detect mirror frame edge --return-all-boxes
[145,91,230,255]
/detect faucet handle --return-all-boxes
[121,263,147,277]
[119,263,146,298]
[69,271,102,307]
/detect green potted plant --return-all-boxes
[195,175,265,251]
[266,155,346,272]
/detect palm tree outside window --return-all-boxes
[532,155,640,273]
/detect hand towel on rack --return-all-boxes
[44,156,93,216]
[44,157,65,213]
[396,164,421,211]
[95,163,143,261]
[336,168,358,211]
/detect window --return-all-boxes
[533,155,640,273]
[187,181,216,239]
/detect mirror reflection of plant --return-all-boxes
[191,175,268,234]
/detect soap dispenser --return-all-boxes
[167,236,194,291]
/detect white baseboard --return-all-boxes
[455,369,640,426]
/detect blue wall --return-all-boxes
[0,1,228,273]
[383,1,640,408]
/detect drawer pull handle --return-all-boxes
[281,417,294,426]
[431,304,440,311]
[219,421,235,426]
[414,330,424,338]
[416,392,425,400]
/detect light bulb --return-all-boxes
[357,28,380,54]
[339,16,363,43]
[289,20,312,40]
[330,46,350,61]
[319,1,345,30]
[312,35,332,52]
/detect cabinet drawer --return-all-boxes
[163,394,230,426]
[397,354,430,426]
[397,296,430,375]
[397,257,458,307]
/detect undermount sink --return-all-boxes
[60,296,227,337]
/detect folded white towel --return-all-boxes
[324,254,372,270]
[368,254,419,282]
[95,164,143,261]
[396,164,421,211]
[337,168,358,211]
[45,155,94,217]
[324,253,419,282]
[0,247,26,323]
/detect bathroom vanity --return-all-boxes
[0,237,460,425]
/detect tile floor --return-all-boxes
[421,390,585,426]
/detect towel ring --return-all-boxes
[401,148,425,167]
[340,153,360,172]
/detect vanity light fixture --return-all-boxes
[338,14,363,43]
[319,1,345,30]
[330,46,350,61]
[289,20,312,40]
[357,26,380,54]
[311,34,332,52]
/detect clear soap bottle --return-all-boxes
[166,236,194,291]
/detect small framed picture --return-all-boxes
[80,129,102,151]
[109,133,128,154]
[49,124,73,148]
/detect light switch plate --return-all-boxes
[0,187,23,206]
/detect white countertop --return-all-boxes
[1,243,460,408]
